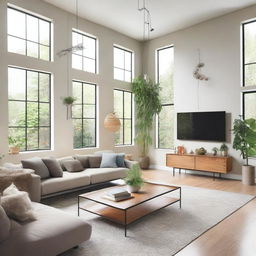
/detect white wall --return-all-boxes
[143,5,256,176]
[0,0,142,163]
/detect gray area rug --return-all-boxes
[43,185,253,256]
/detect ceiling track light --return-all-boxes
[137,0,154,40]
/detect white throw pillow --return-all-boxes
[1,184,36,222]
[3,183,19,195]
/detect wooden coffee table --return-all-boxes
[78,182,181,236]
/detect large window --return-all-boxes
[8,6,51,61]
[114,46,133,82]
[8,67,51,151]
[242,20,256,120]
[114,89,133,145]
[72,81,97,148]
[156,46,174,149]
[243,92,256,119]
[72,31,97,73]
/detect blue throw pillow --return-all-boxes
[100,153,118,168]
[116,153,126,167]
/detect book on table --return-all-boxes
[104,188,133,201]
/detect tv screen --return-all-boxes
[177,111,226,142]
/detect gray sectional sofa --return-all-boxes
[0,202,92,256]
[18,153,137,201]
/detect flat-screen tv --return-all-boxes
[177,111,226,142]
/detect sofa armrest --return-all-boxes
[29,173,41,202]
[124,159,138,169]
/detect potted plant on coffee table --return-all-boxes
[233,117,256,185]
[124,164,144,193]
[131,76,162,169]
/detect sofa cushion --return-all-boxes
[88,155,102,168]
[21,157,50,179]
[100,153,118,168]
[0,205,11,242]
[62,160,83,172]
[0,202,92,256]
[41,171,90,195]
[42,158,63,177]
[85,168,128,184]
[57,156,74,171]
[116,153,126,167]
[74,155,91,168]
[1,187,36,222]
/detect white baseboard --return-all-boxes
[149,165,242,181]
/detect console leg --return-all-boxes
[179,168,181,174]
[173,168,175,176]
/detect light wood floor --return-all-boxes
[142,170,256,256]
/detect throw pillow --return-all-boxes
[74,155,91,168]
[57,156,74,171]
[21,157,50,179]
[1,184,36,222]
[2,183,19,195]
[42,157,63,177]
[100,153,118,168]
[88,155,102,168]
[116,153,126,167]
[0,204,11,242]
[62,160,83,172]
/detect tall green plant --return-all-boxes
[132,76,162,156]
[232,117,256,166]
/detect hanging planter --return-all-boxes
[104,112,121,132]
[63,96,76,120]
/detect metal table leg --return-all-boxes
[124,210,127,237]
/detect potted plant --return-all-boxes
[212,147,219,156]
[220,143,228,157]
[233,118,256,185]
[195,147,207,155]
[63,96,76,119]
[124,164,144,193]
[8,136,21,154]
[131,76,162,169]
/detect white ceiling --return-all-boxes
[44,0,256,41]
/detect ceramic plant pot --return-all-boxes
[127,185,141,193]
[139,156,150,169]
[242,165,255,185]
[9,146,20,154]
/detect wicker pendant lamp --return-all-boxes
[104,113,121,132]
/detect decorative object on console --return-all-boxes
[189,150,194,155]
[220,143,228,157]
[104,112,121,132]
[233,117,256,185]
[212,147,219,156]
[195,147,207,155]
[124,164,144,193]
[132,76,162,169]
[177,146,185,155]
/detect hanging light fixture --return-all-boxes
[137,0,154,41]
[104,113,121,132]
[57,0,84,57]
